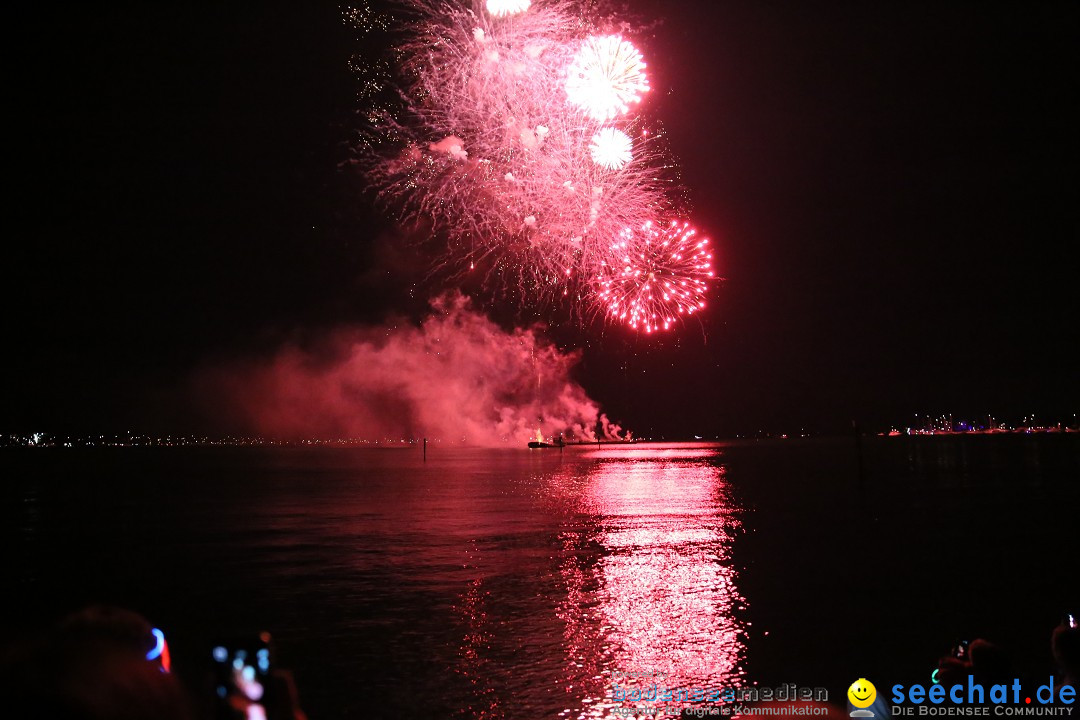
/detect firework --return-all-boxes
[589,127,633,170]
[353,0,713,331]
[565,35,649,122]
[361,3,668,296]
[485,0,531,18]
[594,220,714,333]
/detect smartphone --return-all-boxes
[212,632,273,719]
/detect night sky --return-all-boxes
[6,1,1078,437]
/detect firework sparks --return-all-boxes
[353,0,714,332]
[485,0,531,18]
[589,127,633,170]
[594,220,714,333]
[565,35,649,122]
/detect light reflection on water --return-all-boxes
[547,444,746,718]
[7,439,1078,718]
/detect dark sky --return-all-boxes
[5,1,1078,437]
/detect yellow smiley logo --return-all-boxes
[848,678,877,709]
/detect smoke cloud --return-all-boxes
[196,293,626,445]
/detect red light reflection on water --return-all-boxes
[556,446,746,718]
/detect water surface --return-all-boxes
[5,437,1077,717]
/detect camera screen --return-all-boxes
[213,640,271,720]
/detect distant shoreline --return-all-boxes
[3,428,1078,449]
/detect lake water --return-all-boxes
[4,437,1078,718]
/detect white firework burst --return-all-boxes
[589,127,633,170]
[486,0,531,18]
[565,35,649,122]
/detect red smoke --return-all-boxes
[196,293,626,445]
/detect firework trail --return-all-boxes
[350,0,714,332]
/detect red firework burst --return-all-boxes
[594,220,714,333]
